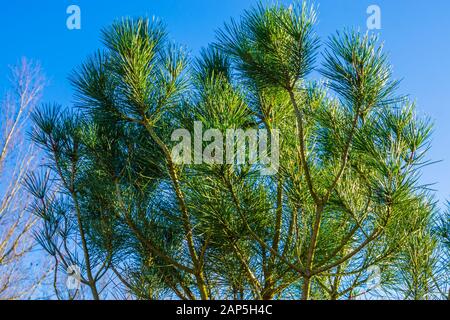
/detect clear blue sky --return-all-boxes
[1,0,449,204]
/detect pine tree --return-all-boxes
[26,1,441,300]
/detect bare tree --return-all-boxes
[0,58,46,299]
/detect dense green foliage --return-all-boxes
[25,2,449,300]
